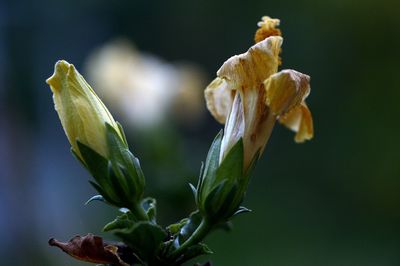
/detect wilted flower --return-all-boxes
[205,16,313,171]
[46,60,123,160]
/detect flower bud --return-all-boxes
[47,60,146,217]
[46,60,123,161]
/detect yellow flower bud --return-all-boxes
[46,60,123,160]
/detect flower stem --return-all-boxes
[170,218,211,258]
[130,203,148,221]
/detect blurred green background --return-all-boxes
[1,0,400,265]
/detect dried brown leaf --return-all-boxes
[49,233,129,266]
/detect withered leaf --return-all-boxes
[49,233,129,266]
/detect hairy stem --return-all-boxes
[130,203,148,221]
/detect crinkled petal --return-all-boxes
[279,102,313,143]
[204,36,282,125]
[217,36,282,90]
[264,69,310,116]
[204,77,233,124]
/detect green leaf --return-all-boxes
[103,213,135,232]
[114,222,167,263]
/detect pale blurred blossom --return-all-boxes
[85,40,206,128]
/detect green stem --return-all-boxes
[170,218,211,258]
[130,203,148,221]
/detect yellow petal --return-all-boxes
[264,69,310,116]
[279,102,313,143]
[204,77,233,124]
[254,16,282,43]
[204,36,282,126]
[217,36,282,89]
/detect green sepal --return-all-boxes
[70,147,87,168]
[176,243,213,264]
[85,195,105,205]
[197,131,223,206]
[114,221,167,263]
[103,212,135,232]
[107,162,131,206]
[203,179,240,221]
[76,141,109,189]
[215,138,244,185]
[89,181,118,206]
[106,123,145,204]
[116,121,129,147]
[141,197,157,223]
[189,183,197,200]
